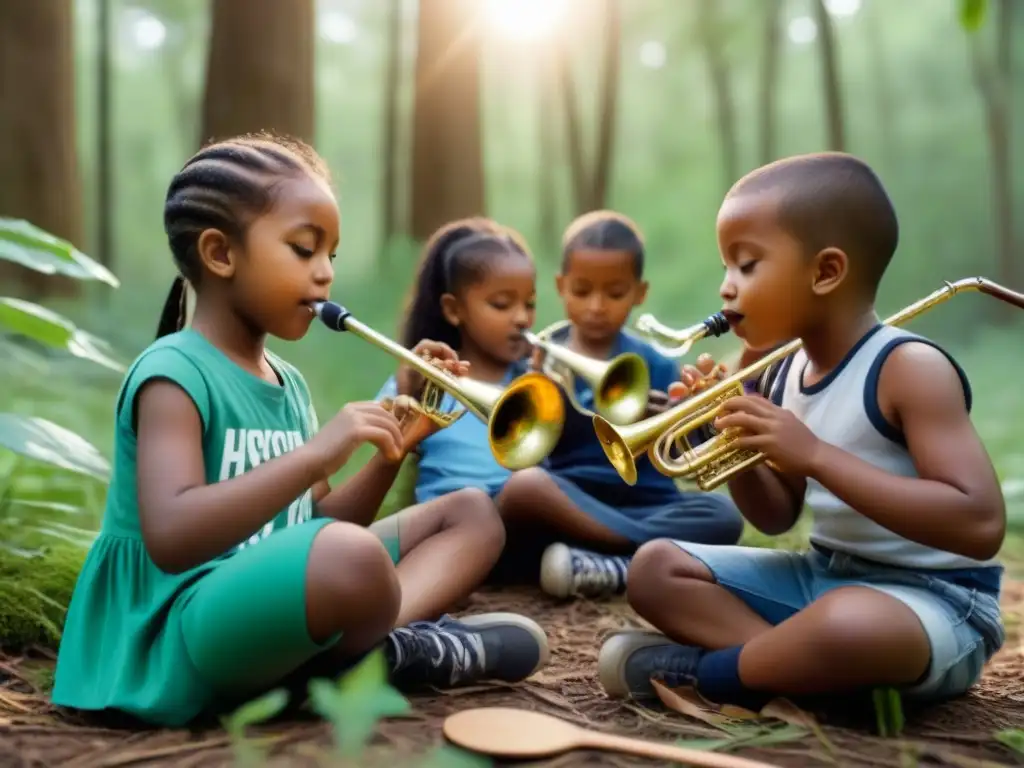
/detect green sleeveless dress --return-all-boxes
[51,329,334,726]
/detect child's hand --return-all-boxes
[666,353,728,402]
[528,346,547,372]
[384,394,448,453]
[714,395,822,476]
[310,401,405,475]
[396,339,470,397]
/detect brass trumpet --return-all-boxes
[313,302,566,470]
[527,320,651,425]
[634,311,731,358]
[594,277,1024,490]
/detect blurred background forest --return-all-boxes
[0,0,1022,605]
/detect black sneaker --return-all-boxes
[540,542,630,598]
[386,612,550,689]
[598,631,704,699]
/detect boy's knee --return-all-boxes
[811,588,931,664]
[307,522,401,635]
[496,467,549,509]
[627,540,711,617]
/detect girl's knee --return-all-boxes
[444,487,505,552]
[627,540,711,616]
[306,522,401,640]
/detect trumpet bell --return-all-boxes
[487,372,566,470]
[592,413,641,486]
[592,352,650,425]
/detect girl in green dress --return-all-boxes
[52,133,549,728]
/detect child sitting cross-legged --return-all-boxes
[598,153,1007,712]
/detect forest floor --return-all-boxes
[2,580,1022,768]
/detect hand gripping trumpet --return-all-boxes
[633,311,732,358]
[593,277,1024,490]
[312,301,566,470]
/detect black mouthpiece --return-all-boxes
[315,301,352,332]
[704,312,730,337]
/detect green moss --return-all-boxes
[0,533,85,652]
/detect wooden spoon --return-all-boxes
[443,707,781,768]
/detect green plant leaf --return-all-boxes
[995,728,1024,755]
[0,218,119,287]
[959,0,987,30]
[0,414,110,481]
[224,688,291,732]
[0,298,125,372]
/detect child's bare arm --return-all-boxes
[807,343,1005,560]
[726,467,806,536]
[137,383,402,574]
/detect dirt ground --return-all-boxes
[2,581,1022,768]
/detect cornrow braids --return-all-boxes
[399,217,532,350]
[560,209,646,277]
[155,132,331,339]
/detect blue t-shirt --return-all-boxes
[543,327,683,501]
[375,363,528,503]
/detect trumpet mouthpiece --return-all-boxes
[312,301,352,332]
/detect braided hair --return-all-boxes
[155,132,331,338]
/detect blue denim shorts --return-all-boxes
[671,541,1006,702]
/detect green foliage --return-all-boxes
[0,218,119,287]
[995,729,1024,756]
[872,687,905,738]
[221,688,291,767]
[308,649,413,759]
[0,221,119,649]
[959,0,988,31]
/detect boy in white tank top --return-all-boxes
[597,152,1007,711]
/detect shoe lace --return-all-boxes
[571,549,630,593]
[390,615,486,686]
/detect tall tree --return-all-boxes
[811,0,846,151]
[757,0,783,165]
[558,0,622,216]
[379,0,405,263]
[201,0,315,145]
[409,0,486,241]
[966,0,1016,310]
[0,0,83,298]
[696,1,739,194]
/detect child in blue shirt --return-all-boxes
[496,211,744,599]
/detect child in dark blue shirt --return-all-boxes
[495,211,743,598]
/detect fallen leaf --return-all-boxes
[651,682,732,728]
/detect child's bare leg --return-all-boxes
[368,489,550,689]
[496,467,632,548]
[626,540,772,648]
[601,539,935,707]
[370,487,505,626]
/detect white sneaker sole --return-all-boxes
[598,630,670,699]
[539,542,574,598]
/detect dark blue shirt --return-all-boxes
[542,326,683,504]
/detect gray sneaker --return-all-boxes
[598,630,703,699]
[540,542,631,598]
[387,612,550,689]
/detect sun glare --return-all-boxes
[484,0,566,42]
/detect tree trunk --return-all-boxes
[812,0,846,151]
[379,0,404,266]
[0,0,83,299]
[409,0,486,241]
[969,0,1016,318]
[557,41,590,216]
[97,0,114,269]
[758,0,782,165]
[590,0,622,211]
[201,0,315,145]
[697,1,739,194]
[537,46,560,250]
[863,0,897,167]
